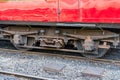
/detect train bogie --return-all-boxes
[0,0,120,58]
[0,26,119,58]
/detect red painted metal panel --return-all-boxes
[0,0,120,23]
[59,0,79,22]
[80,0,120,23]
[0,0,57,22]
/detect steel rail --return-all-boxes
[0,70,56,80]
[0,48,120,66]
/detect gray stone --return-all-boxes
[5,77,16,80]
[43,63,66,73]
[81,67,105,78]
[0,76,4,80]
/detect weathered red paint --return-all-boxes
[80,0,120,23]
[0,0,57,21]
[0,0,120,23]
[59,0,79,22]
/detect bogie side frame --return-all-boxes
[0,22,119,58]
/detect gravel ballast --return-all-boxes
[0,50,120,80]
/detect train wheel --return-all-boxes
[76,40,109,58]
[12,43,31,51]
[81,48,109,58]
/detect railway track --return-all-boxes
[0,48,120,66]
[0,47,120,80]
[0,70,56,80]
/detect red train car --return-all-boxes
[0,0,120,58]
[0,0,120,23]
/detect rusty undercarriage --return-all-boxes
[0,25,119,58]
